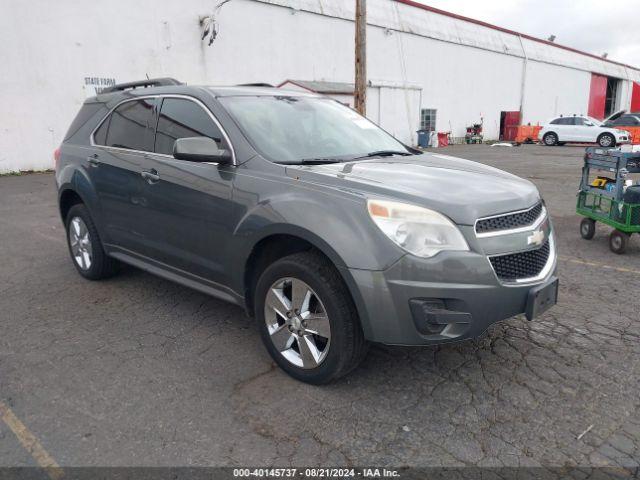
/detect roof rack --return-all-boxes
[101,78,183,94]
[236,83,274,88]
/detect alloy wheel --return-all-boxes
[69,217,93,270]
[600,135,613,147]
[263,277,331,369]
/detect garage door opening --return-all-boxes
[588,74,621,120]
[604,77,620,117]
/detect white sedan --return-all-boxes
[538,115,630,147]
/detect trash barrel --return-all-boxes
[417,130,430,148]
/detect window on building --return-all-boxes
[105,99,155,151]
[154,98,225,156]
[420,109,437,132]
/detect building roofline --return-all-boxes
[277,79,355,94]
[395,0,639,73]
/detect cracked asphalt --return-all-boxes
[0,145,639,469]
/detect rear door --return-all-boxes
[90,98,155,252]
[139,96,237,288]
[551,117,579,142]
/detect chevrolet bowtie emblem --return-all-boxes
[527,230,545,246]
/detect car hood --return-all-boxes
[286,153,540,226]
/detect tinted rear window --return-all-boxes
[105,99,155,151]
[93,117,110,145]
[64,102,104,141]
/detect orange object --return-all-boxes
[514,125,542,144]
[616,126,640,144]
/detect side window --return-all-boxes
[574,117,586,126]
[154,98,225,156]
[614,116,639,126]
[550,118,563,125]
[93,117,110,145]
[105,99,155,151]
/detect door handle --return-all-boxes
[141,169,160,183]
[87,153,100,167]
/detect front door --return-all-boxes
[574,116,598,142]
[90,98,155,252]
[139,96,237,288]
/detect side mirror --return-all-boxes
[173,137,232,164]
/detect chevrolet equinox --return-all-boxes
[55,78,558,384]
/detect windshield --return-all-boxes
[219,95,410,163]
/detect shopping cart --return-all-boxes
[577,147,640,254]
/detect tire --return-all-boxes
[65,204,119,280]
[598,133,616,148]
[255,251,368,384]
[580,218,596,240]
[609,230,629,255]
[543,132,558,146]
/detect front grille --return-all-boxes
[476,203,543,234]
[489,240,550,282]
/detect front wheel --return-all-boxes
[543,132,558,146]
[580,218,596,240]
[609,230,629,254]
[598,133,616,148]
[255,251,368,384]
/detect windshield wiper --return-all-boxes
[353,150,413,160]
[294,158,343,165]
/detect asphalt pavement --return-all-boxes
[0,145,638,470]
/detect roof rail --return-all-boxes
[102,77,183,94]
[236,83,274,88]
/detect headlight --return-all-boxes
[367,199,469,258]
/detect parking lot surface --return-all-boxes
[1,145,639,468]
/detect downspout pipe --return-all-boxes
[518,34,528,124]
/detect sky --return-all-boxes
[413,0,640,67]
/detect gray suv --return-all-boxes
[55,78,558,384]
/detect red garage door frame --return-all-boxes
[631,82,640,113]
[588,74,607,120]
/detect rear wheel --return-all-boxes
[255,251,367,384]
[598,133,616,148]
[580,218,596,240]
[543,132,558,146]
[609,230,629,254]
[65,204,119,280]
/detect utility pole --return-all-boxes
[354,0,366,115]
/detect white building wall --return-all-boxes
[522,62,592,125]
[1,0,639,172]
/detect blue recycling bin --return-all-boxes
[417,129,430,147]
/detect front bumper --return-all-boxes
[345,231,557,346]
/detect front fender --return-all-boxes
[231,196,404,339]
[233,194,404,273]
